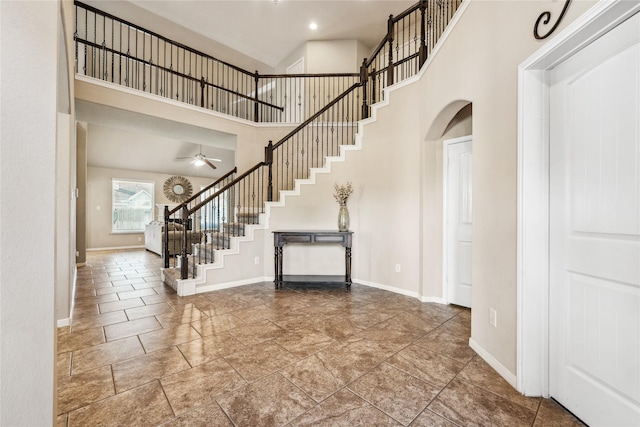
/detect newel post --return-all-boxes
[360,58,369,119]
[254,71,260,122]
[386,14,395,87]
[180,206,190,279]
[163,206,170,268]
[419,0,428,67]
[265,141,274,201]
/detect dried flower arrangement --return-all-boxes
[333,182,353,205]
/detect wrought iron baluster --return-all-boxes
[125,25,130,86]
[142,29,146,91]
[135,27,139,89]
[110,18,114,82]
[74,6,79,73]
[82,7,88,74]
[91,11,96,78]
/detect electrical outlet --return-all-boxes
[254,256,260,265]
[489,307,497,327]
[395,264,401,273]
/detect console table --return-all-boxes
[273,230,353,288]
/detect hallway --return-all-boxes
[57,250,584,426]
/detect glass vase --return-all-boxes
[337,203,349,232]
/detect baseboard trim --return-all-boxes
[469,337,517,389]
[57,318,71,328]
[420,295,446,304]
[196,277,268,294]
[191,275,441,306]
[87,245,145,252]
[354,279,421,300]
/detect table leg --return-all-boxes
[274,246,280,287]
[278,247,284,283]
[345,247,352,287]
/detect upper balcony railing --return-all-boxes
[74,1,358,124]
[74,0,462,124]
[361,0,462,113]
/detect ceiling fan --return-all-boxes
[176,145,222,170]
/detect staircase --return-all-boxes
[160,84,364,295]
[161,136,364,296]
[72,0,464,295]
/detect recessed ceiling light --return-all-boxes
[309,22,318,30]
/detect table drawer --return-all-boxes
[281,235,313,243]
[314,235,346,243]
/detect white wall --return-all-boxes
[76,122,88,264]
[0,1,59,424]
[276,39,367,74]
[56,0,77,325]
[307,40,363,73]
[56,112,75,325]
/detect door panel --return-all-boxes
[550,11,640,426]
[445,137,472,308]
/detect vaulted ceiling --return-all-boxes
[126,0,416,68]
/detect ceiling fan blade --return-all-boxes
[204,156,223,162]
[176,156,194,160]
[203,158,217,170]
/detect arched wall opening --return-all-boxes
[421,102,472,302]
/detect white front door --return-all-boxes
[445,136,472,308]
[549,11,640,426]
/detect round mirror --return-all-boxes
[163,176,193,203]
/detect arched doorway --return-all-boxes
[421,102,472,306]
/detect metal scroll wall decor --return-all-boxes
[534,0,572,39]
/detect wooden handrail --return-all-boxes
[260,72,359,79]
[167,167,237,216]
[187,162,267,215]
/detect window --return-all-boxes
[112,179,154,232]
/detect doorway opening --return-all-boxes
[443,135,472,308]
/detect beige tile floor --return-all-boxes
[57,250,586,426]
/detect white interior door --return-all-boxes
[549,11,640,426]
[445,136,472,308]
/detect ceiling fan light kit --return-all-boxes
[176,145,222,170]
